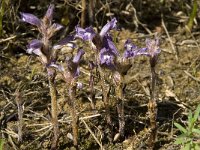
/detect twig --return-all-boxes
[0,33,27,44]
[26,109,49,121]
[8,135,18,150]
[23,126,53,149]
[79,113,101,120]
[33,125,52,133]
[184,70,200,82]
[81,119,104,150]
[15,85,23,142]
[0,35,17,43]
[132,5,152,34]
[161,15,178,61]
[26,123,51,127]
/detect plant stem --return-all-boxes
[116,74,125,139]
[0,0,6,36]
[99,68,112,126]
[89,0,94,25]
[148,57,158,149]
[81,0,86,28]
[89,67,96,109]
[15,88,23,143]
[187,0,197,31]
[69,84,78,148]
[48,71,59,150]
[95,49,112,126]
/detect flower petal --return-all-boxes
[53,35,75,50]
[73,49,85,64]
[51,23,63,32]
[123,39,149,58]
[27,39,43,55]
[20,12,41,27]
[145,37,161,57]
[99,48,115,70]
[99,18,117,37]
[49,63,64,72]
[75,26,96,41]
[103,35,119,56]
[124,39,137,51]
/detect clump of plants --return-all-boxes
[20,3,162,149]
[174,104,200,150]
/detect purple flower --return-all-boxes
[50,49,85,80]
[21,4,66,66]
[123,37,160,59]
[123,39,148,58]
[27,39,48,64]
[103,34,119,56]
[66,49,85,78]
[75,18,117,42]
[50,23,63,32]
[145,37,161,57]
[20,13,41,27]
[123,39,139,58]
[27,39,43,56]
[99,18,117,37]
[75,26,96,41]
[99,48,115,69]
[20,4,63,35]
[73,49,85,64]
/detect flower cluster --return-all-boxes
[74,18,161,72]
[21,4,75,67]
[21,4,161,147]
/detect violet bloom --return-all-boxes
[20,13,41,27]
[75,26,96,41]
[123,39,147,59]
[21,4,76,65]
[124,37,161,58]
[103,34,119,56]
[20,4,63,34]
[145,37,161,58]
[27,39,43,55]
[75,18,117,41]
[99,18,117,37]
[67,49,85,78]
[99,48,115,69]
[51,49,85,79]
[75,18,119,69]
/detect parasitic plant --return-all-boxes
[125,36,161,149]
[75,18,148,141]
[75,18,118,129]
[20,4,74,149]
[144,37,160,149]
[51,49,85,148]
